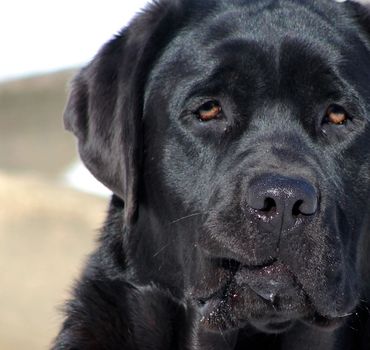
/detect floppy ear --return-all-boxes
[64,1,184,225]
[64,35,139,225]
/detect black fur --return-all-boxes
[54,1,370,349]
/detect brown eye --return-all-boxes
[197,101,222,121]
[324,104,349,125]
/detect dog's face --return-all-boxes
[65,0,370,336]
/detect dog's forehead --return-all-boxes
[145,1,349,109]
[199,3,340,45]
[160,0,347,64]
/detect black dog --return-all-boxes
[53,0,370,349]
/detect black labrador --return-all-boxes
[53,0,370,349]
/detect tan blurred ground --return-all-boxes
[0,172,107,349]
[0,71,77,177]
[0,72,108,349]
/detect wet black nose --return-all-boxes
[247,175,318,232]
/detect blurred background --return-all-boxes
[0,1,147,349]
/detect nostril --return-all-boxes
[260,197,277,214]
[296,193,318,216]
[292,200,303,217]
[292,199,318,217]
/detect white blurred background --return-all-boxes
[0,0,149,82]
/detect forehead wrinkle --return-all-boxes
[199,0,348,52]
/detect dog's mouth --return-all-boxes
[194,258,348,334]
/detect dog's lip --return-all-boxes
[302,311,350,331]
[197,258,351,332]
[195,257,288,303]
[251,319,295,333]
[198,296,349,334]
[209,256,280,273]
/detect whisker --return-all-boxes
[152,243,171,257]
[168,212,208,225]
[218,324,228,347]
[337,312,354,318]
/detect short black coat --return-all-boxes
[53,1,370,349]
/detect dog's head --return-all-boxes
[65,0,370,335]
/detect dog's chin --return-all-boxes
[250,312,347,334]
[199,295,347,335]
[196,261,349,335]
